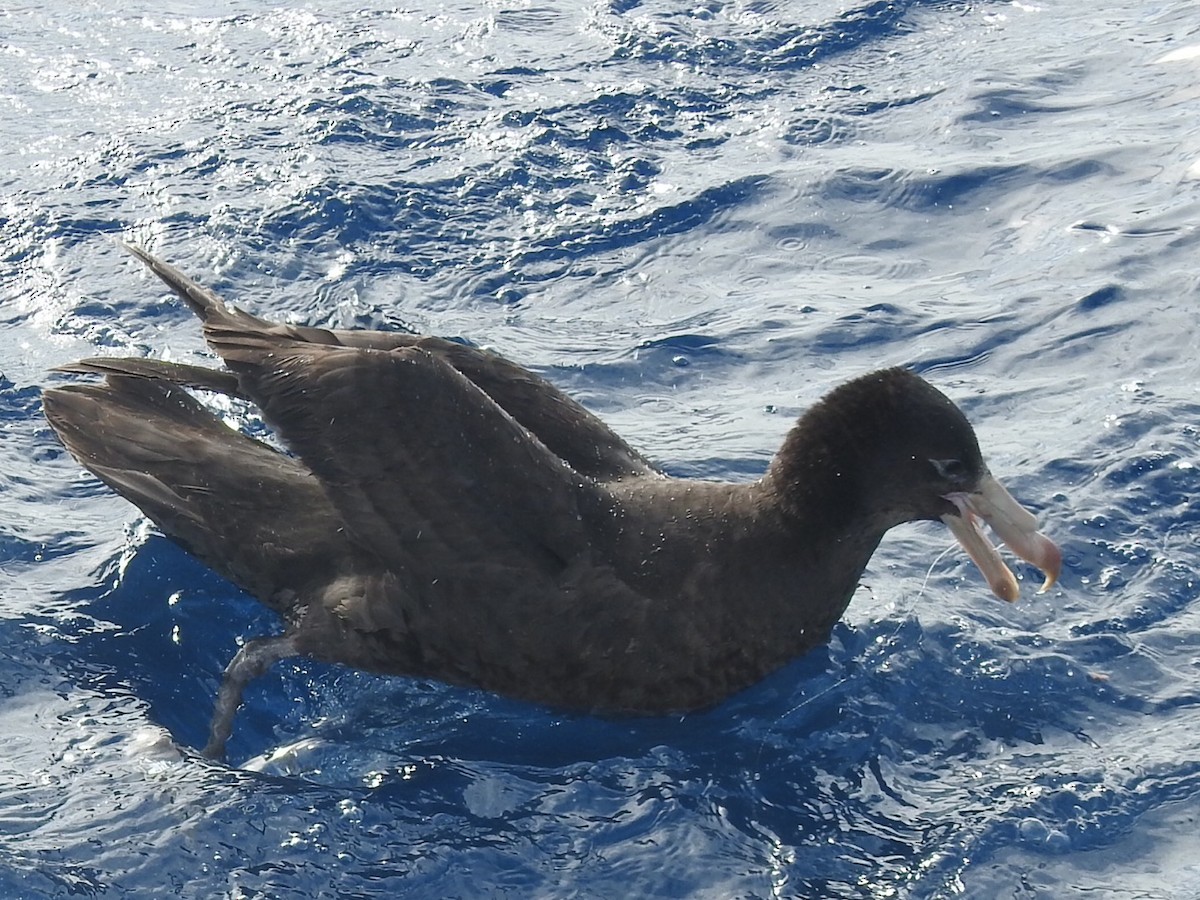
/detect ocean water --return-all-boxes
[2,0,1200,897]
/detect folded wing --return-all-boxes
[120,244,659,482]
[203,322,600,579]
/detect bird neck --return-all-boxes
[761,397,877,537]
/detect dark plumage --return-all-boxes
[43,246,1060,758]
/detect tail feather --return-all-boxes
[42,376,347,607]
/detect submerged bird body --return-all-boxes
[43,247,1060,757]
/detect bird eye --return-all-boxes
[930,458,968,482]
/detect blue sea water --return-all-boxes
[2,0,1200,896]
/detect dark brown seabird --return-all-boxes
[42,246,1061,759]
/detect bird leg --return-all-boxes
[203,633,300,760]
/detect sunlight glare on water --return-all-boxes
[2,0,1200,897]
